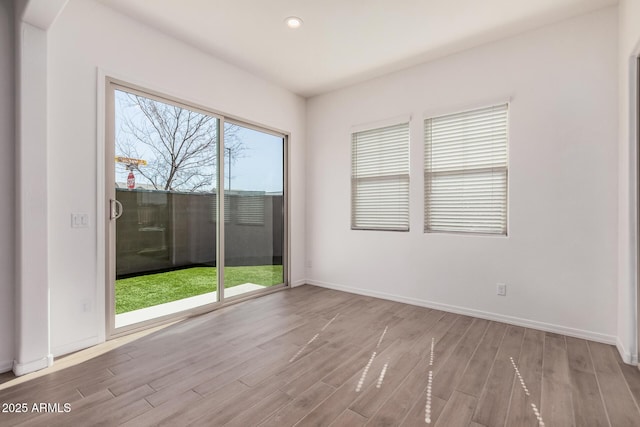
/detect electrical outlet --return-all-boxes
[497,283,507,296]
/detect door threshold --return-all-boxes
[115,283,266,328]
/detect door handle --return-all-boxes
[110,199,123,220]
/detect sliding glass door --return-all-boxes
[223,122,285,299]
[106,79,287,334]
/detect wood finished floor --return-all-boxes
[1,285,640,426]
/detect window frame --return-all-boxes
[103,76,290,338]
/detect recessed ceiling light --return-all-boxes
[285,16,303,29]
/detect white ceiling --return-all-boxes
[97,0,617,97]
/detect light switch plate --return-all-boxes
[71,213,89,228]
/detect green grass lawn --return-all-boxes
[116,265,283,314]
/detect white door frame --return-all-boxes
[100,74,290,339]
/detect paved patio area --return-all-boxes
[115,283,266,328]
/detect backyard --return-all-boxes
[115,265,283,314]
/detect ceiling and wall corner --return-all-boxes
[96,0,618,98]
[0,0,16,374]
[17,0,68,30]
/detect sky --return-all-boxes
[114,89,284,194]
[225,123,284,193]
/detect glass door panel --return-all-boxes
[112,87,220,328]
[223,122,285,298]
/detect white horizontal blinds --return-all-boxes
[425,104,508,234]
[352,122,410,230]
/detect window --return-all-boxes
[424,104,508,235]
[351,122,410,231]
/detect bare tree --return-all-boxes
[116,93,244,192]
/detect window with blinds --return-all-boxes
[351,122,410,231]
[424,104,508,235]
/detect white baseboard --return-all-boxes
[0,360,13,373]
[307,279,618,346]
[291,279,307,288]
[52,336,102,358]
[617,338,639,365]
[13,354,53,377]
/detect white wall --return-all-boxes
[617,0,640,364]
[307,8,619,345]
[46,0,305,356]
[0,0,15,373]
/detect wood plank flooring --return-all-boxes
[1,285,639,426]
